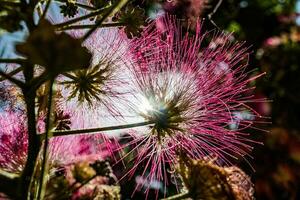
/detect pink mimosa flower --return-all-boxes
[58,28,130,128]
[0,111,109,173]
[0,112,27,173]
[121,16,265,196]
[54,28,132,162]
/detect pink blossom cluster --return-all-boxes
[0,111,108,173]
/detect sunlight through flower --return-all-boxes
[118,15,265,196]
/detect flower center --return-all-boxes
[140,98,184,142]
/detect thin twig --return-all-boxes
[0,70,25,87]
[0,66,23,82]
[39,0,52,23]
[82,0,130,41]
[207,0,223,28]
[0,58,26,64]
[57,22,125,31]
[37,78,55,200]
[161,192,190,200]
[46,121,154,138]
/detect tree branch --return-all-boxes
[46,121,154,138]
[57,22,125,31]
[0,70,25,88]
[0,66,23,82]
[0,58,26,64]
[37,78,55,200]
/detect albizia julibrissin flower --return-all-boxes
[57,28,129,128]
[0,111,108,174]
[55,28,130,159]
[120,16,265,194]
[0,112,27,173]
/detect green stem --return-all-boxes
[161,192,190,200]
[57,22,125,31]
[82,0,130,41]
[49,121,154,138]
[36,79,55,200]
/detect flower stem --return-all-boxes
[0,58,26,64]
[57,22,125,31]
[0,67,23,82]
[161,192,190,200]
[49,121,154,138]
[36,78,55,200]
[0,70,25,87]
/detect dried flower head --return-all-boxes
[120,15,264,193]
[176,155,254,200]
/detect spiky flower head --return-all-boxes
[121,15,264,193]
[58,28,129,128]
[62,60,115,106]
